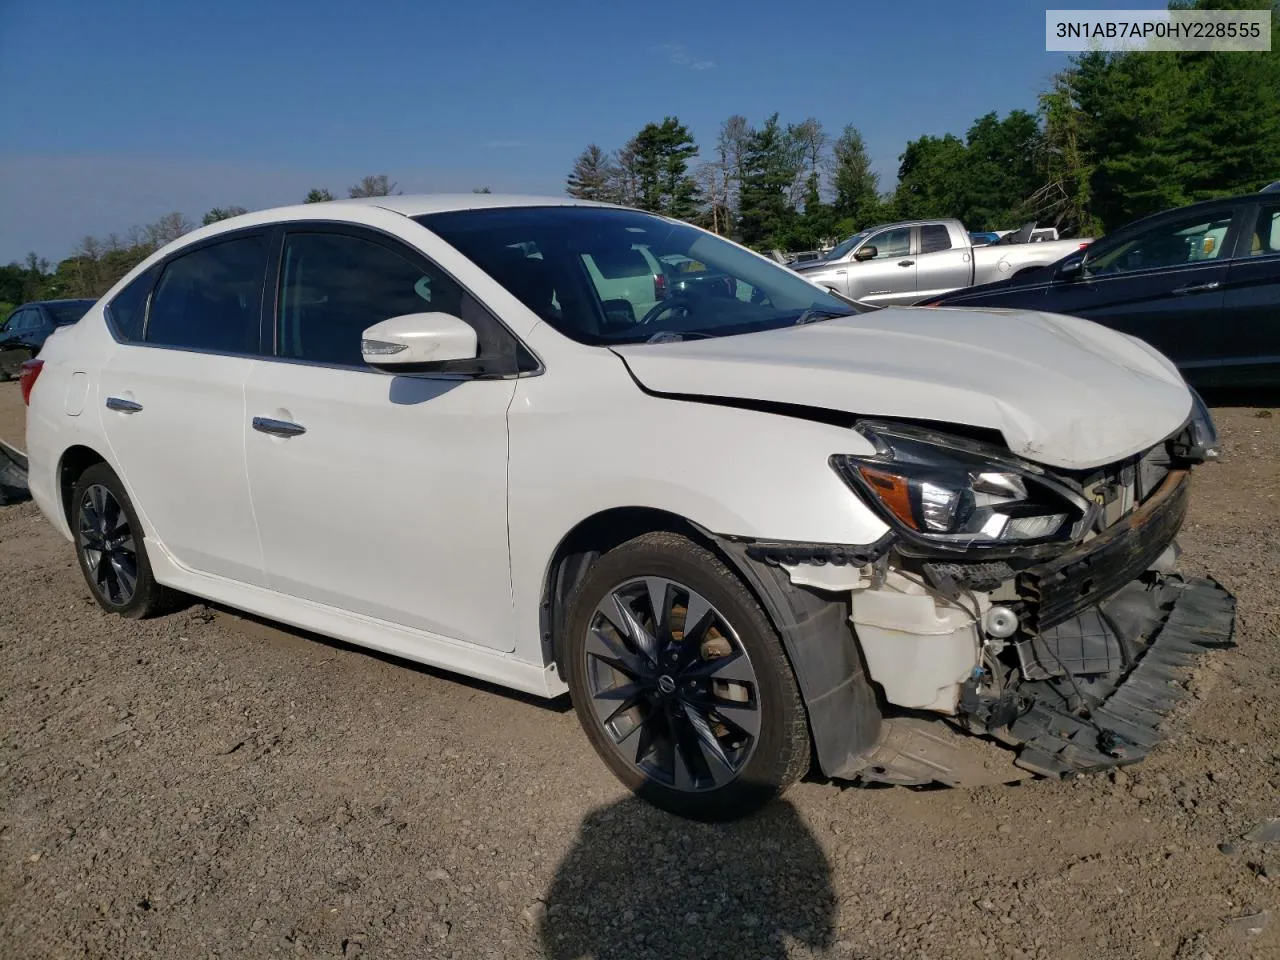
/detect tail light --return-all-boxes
[19,359,43,405]
[653,273,667,300]
[1078,242,1090,250]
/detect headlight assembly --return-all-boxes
[831,423,1089,549]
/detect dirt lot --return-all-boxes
[1,380,1278,960]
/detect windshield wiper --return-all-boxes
[793,307,851,326]
[644,331,714,344]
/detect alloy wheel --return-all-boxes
[583,577,761,792]
[78,483,139,606]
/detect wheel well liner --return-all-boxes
[57,444,109,526]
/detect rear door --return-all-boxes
[1038,205,1241,368]
[98,230,267,584]
[913,223,972,301]
[846,225,916,306]
[1218,200,1280,386]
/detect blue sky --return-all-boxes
[0,0,1128,263]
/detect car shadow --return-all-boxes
[537,796,836,960]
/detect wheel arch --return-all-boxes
[539,505,885,779]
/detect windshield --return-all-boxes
[824,230,871,261]
[45,300,95,326]
[415,207,854,346]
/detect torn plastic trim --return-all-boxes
[714,536,882,780]
[732,531,896,568]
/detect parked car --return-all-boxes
[1261,181,1279,193]
[917,193,1280,387]
[22,195,1232,821]
[0,298,96,379]
[792,218,1092,307]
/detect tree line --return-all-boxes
[566,0,1278,249]
[0,174,433,316]
[4,0,1275,318]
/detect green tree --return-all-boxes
[472,186,493,194]
[202,206,248,225]
[566,144,617,202]
[305,188,335,203]
[348,175,396,198]
[737,113,798,249]
[831,125,881,233]
[961,110,1042,229]
[891,134,968,221]
[630,117,700,218]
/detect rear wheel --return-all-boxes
[564,532,810,821]
[71,463,180,619]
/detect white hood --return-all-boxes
[612,307,1192,470]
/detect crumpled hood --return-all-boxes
[611,307,1193,470]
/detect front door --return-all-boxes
[1043,207,1239,368]
[846,225,916,306]
[243,227,517,651]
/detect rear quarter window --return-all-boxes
[106,266,159,342]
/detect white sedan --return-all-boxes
[22,195,1234,820]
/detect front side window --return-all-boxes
[826,230,872,261]
[1086,212,1235,277]
[277,232,464,367]
[416,207,855,346]
[1246,205,1280,257]
[146,236,266,353]
[861,227,912,260]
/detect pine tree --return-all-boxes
[566,145,616,202]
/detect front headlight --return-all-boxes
[831,423,1088,548]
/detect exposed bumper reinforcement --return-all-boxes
[849,576,1236,787]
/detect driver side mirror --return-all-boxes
[853,246,877,262]
[1056,254,1085,282]
[361,312,479,375]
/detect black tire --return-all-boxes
[71,462,181,619]
[564,531,810,821]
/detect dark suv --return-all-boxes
[0,299,97,379]
[918,194,1280,388]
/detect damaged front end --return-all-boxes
[760,399,1234,787]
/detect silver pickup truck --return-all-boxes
[793,218,1092,307]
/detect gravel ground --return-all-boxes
[1,380,1278,960]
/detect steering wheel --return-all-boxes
[638,298,691,326]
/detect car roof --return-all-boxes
[316,193,612,217]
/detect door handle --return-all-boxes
[105,396,143,413]
[252,416,306,438]
[898,260,914,267]
[1172,281,1220,295]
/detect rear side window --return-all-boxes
[106,269,157,341]
[920,224,952,254]
[1246,205,1280,257]
[146,235,266,353]
[277,232,464,367]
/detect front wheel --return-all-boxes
[563,532,810,821]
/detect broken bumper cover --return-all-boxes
[855,574,1236,787]
[1002,575,1235,777]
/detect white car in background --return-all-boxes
[21,195,1233,820]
